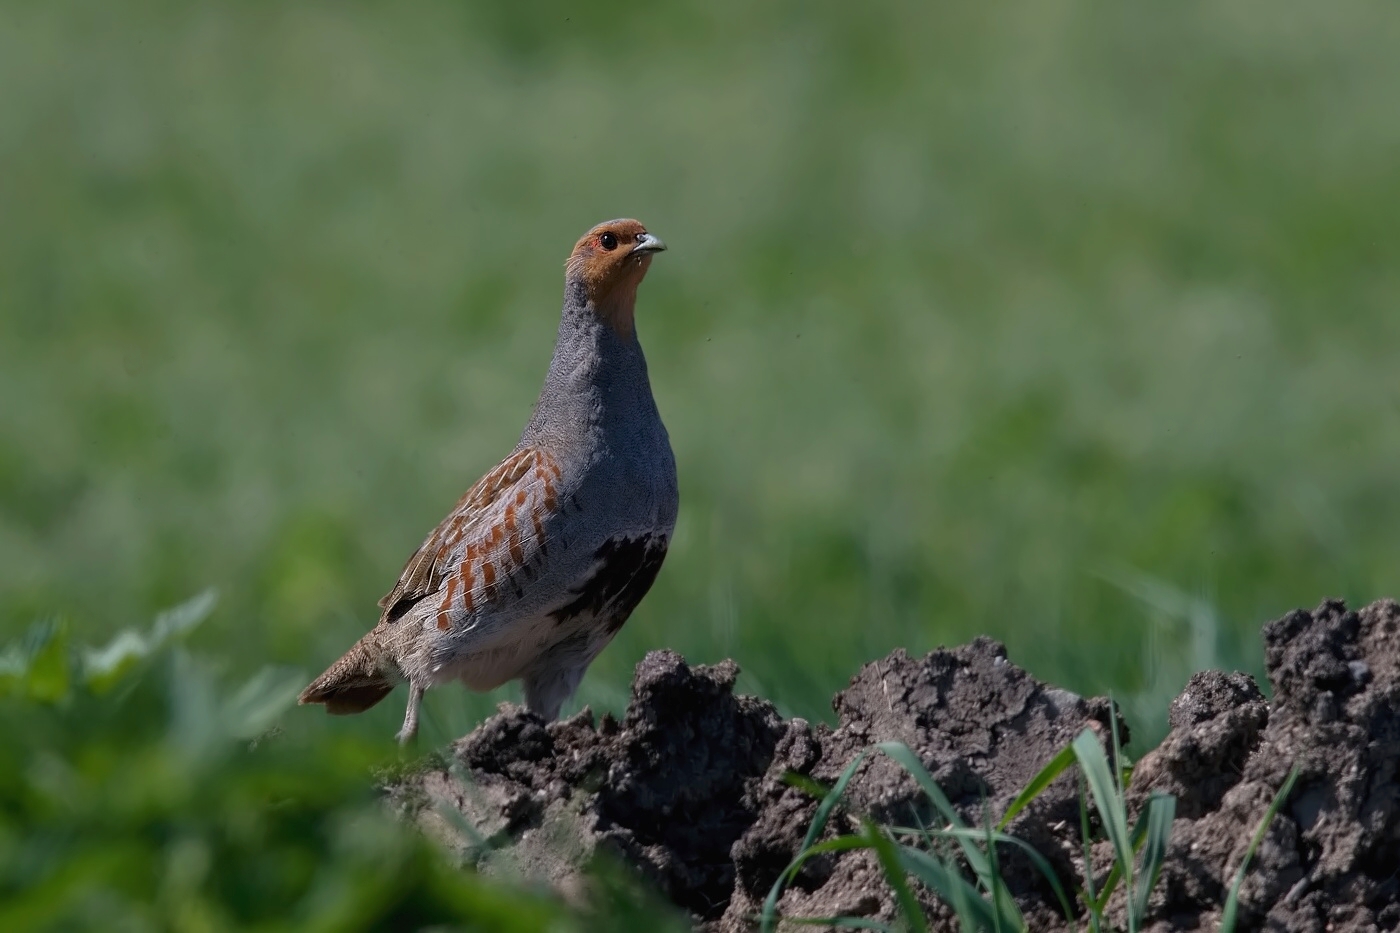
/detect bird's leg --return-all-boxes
[396,681,424,746]
[522,655,587,721]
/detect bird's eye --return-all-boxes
[599,232,618,251]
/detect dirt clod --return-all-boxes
[387,600,1400,931]
[1132,599,1400,933]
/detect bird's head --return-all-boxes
[565,219,666,335]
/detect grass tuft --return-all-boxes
[766,730,1183,932]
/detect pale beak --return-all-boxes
[631,232,667,255]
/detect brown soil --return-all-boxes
[384,599,1400,931]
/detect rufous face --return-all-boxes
[565,219,666,308]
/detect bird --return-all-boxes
[298,219,678,744]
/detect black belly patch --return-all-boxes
[550,535,669,634]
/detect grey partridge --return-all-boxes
[298,219,677,743]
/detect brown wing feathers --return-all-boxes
[298,448,560,712]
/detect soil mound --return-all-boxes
[385,600,1400,931]
[1128,599,1400,932]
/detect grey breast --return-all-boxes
[516,288,678,636]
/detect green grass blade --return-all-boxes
[876,742,1004,893]
[1093,799,1159,914]
[876,742,968,828]
[881,736,1073,928]
[803,836,880,857]
[885,825,1073,926]
[992,835,1073,926]
[1130,793,1175,921]
[1090,864,1120,916]
[1077,771,1103,933]
[1105,702,1139,933]
[979,810,1023,931]
[760,751,868,933]
[864,823,929,933]
[784,773,832,799]
[897,846,998,933]
[905,826,1075,926]
[804,751,867,852]
[760,834,874,933]
[1221,766,1301,932]
[1104,699,1140,933]
[997,743,1077,830]
[1072,730,1133,877]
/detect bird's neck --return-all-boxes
[573,274,640,337]
[519,286,655,449]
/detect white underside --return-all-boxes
[425,609,605,692]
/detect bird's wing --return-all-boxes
[376,446,565,631]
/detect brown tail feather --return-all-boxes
[298,637,397,715]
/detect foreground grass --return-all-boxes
[0,596,689,932]
[761,733,1298,932]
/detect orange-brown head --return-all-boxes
[565,219,666,335]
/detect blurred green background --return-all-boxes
[3,0,1400,927]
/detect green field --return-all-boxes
[3,0,1399,927]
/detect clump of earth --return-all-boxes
[384,599,1400,932]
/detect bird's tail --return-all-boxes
[298,634,397,715]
